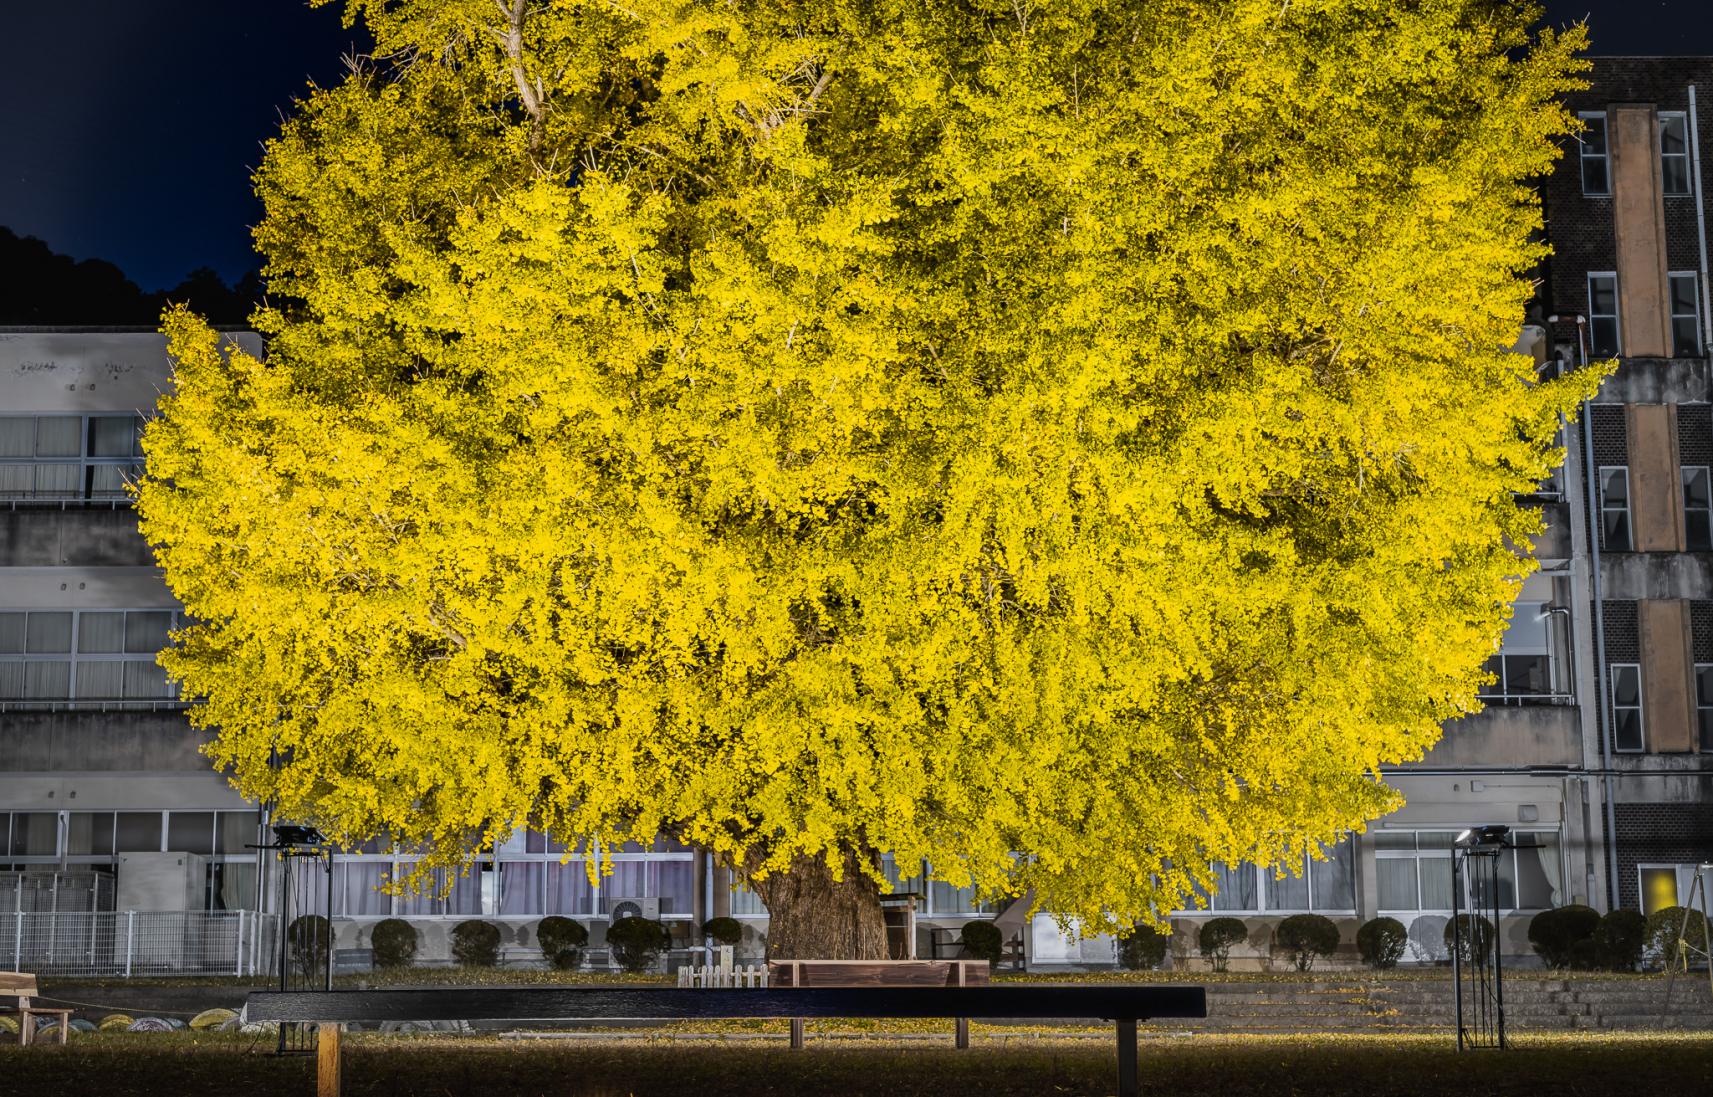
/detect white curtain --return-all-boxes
[77,612,125,653]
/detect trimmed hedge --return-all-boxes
[1527,904,1600,968]
[287,915,330,978]
[959,921,1003,966]
[1356,917,1408,969]
[701,917,743,947]
[451,920,502,967]
[537,916,589,970]
[1645,905,1711,969]
[1116,923,1172,971]
[1197,918,1247,972]
[1594,909,1646,971]
[1275,914,1340,971]
[369,918,418,969]
[607,916,671,973]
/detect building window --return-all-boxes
[0,609,184,705]
[1588,273,1621,357]
[1610,663,1645,751]
[1640,863,1713,917]
[0,414,145,502]
[1697,664,1713,751]
[1661,112,1692,195]
[296,833,698,920]
[1580,112,1610,195]
[1685,466,1713,550]
[1671,272,1703,357]
[1598,465,1633,551]
[1376,830,1562,913]
[1480,602,1555,702]
[1182,836,1357,914]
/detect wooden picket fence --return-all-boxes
[676,945,769,988]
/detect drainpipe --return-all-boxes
[1690,86,1712,353]
[1568,317,1621,910]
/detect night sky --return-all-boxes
[1,1,1711,293]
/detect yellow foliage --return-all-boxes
[137,0,1602,928]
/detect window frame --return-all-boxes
[1478,601,1561,703]
[1670,272,1703,357]
[0,608,185,707]
[1697,663,1713,752]
[1610,662,1646,752]
[1588,272,1621,357]
[1175,836,1359,916]
[0,413,146,503]
[1598,465,1634,552]
[1684,465,1713,551]
[1661,111,1692,196]
[1579,111,1611,196]
[1375,829,1564,915]
[316,834,698,921]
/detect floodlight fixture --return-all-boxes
[1454,824,1510,850]
[270,823,325,847]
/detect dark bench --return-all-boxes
[245,984,1206,1097]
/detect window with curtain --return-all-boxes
[337,862,391,916]
[546,861,595,917]
[0,609,183,702]
[729,880,766,917]
[1377,830,1556,912]
[0,414,146,501]
[500,862,545,916]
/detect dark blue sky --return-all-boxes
[0,1,1708,292]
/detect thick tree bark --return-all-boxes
[750,849,890,960]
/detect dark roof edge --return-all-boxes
[0,326,257,334]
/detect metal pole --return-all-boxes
[124,910,133,978]
[1576,317,1621,911]
[324,849,334,991]
[12,909,21,971]
[236,910,245,977]
[1452,847,1465,1051]
[1492,853,1506,1049]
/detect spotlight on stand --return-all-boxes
[1454,824,1510,850]
[270,823,325,848]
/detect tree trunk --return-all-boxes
[749,849,890,960]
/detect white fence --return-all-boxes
[6,910,277,977]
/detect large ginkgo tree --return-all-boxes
[139,0,1598,957]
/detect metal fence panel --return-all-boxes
[6,910,278,977]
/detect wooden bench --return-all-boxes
[245,983,1207,1097]
[768,958,989,1048]
[1,972,74,1046]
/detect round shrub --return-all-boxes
[1116,923,1172,971]
[607,916,671,973]
[451,919,502,967]
[1197,918,1247,972]
[1527,905,1600,968]
[1443,914,1496,963]
[1645,906,1711,969]
[287,914,331,978]
[701,917,743,947]
[537,916,589,970]
[1275,914,1340,971]
[369,918,418,969]
[959,921,1004,966]
[1356,917,1408,969]
[1594,909,1646,971]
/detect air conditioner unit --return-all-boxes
[608,897,661,921]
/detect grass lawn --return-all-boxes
[2,1031,1708,1096]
